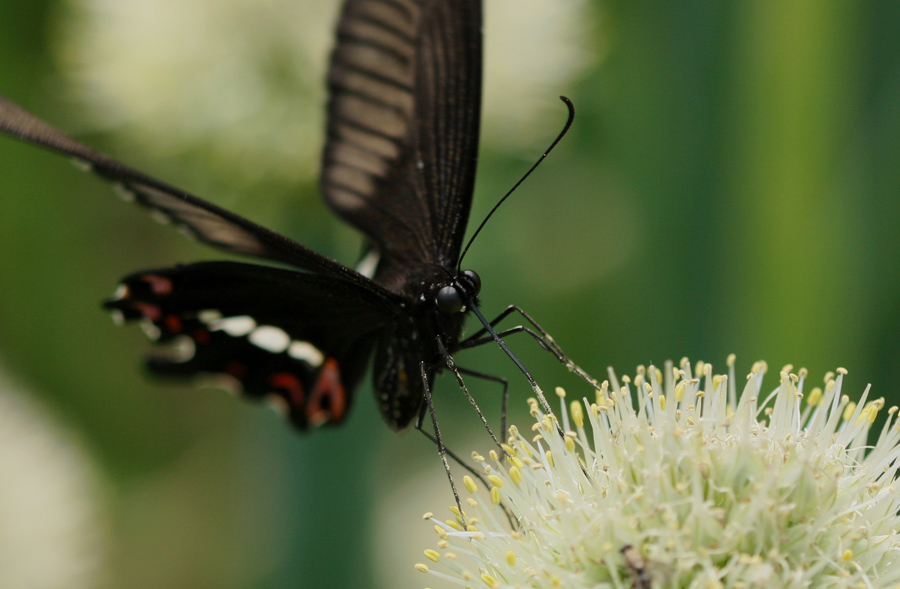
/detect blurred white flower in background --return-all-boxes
[417,358,900,588]
[0,369,109,589]
[53,0,599,185]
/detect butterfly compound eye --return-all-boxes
[462,270,481,295]
[437,285,464,314]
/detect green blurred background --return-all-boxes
[0,0,898,587]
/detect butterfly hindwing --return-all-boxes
[104,261,394,428]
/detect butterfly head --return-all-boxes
[436,269,481,314]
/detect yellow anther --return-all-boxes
[565,437,575,453]
[444,519,462,531]
[501,444,517,456]
[674,381,686,402]
[437,539,448,549]
[489,450,499,462]
[509,425,519,437]
[414,563,429,573]
[449,506,461,516]
[422,512,433,519]
[434,525,447,538]
[570,401,584,428]
[659,395,666,411]
[506,550,517,565]
[490,487,501,504]
[837,367,848,375]
[727,353,736,367]
[424,549,441,563]
[463,476,478,494]
[481,573,501,588]
[532,434,543,443]
[861,401,882,424]
[807,387,823,406]
[466,497,478,507]
[472,452,485,462]
[843,402,857,421]
[509,456,524,469]
[509,466,523,485]
[556,386,566,398]
[842,549,853,561]
[487,475,504,487]
[546,451,554,468]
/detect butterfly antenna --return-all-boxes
[457,96,575,271]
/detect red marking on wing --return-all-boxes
[164,315,182,334]
[131,302,162,321]
[192,328,211,345]
[224,361,247,379]
[141,274,174,295]
[269,372,305,408]
[307,358,346,426]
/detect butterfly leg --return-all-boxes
[434,336,505,451]
[460,305,601,392]
[418,361,468,530]
[414,399,519,531]
[455,366,509,444]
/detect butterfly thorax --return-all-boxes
[372,264,481,430]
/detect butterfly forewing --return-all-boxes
[322,0,482,272]
[0,94,376,287]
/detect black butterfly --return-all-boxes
[0,0,524,433]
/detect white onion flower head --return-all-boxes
[0,370,109,588]
[417,357,900,588]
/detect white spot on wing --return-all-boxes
[70,157,92,171]
[198,309,222,324]
[210,315,256,336]
[140,319,161,341]
[249,325,291,353]
[112,183,135,202]
[177,225,197,240]
[151,210,171,225]
[356,249,380,279]
[153,335,196,363]
[109,309,125,326]
[265,394,290,417]
[288,341,324,367]
[111,284,129,300]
